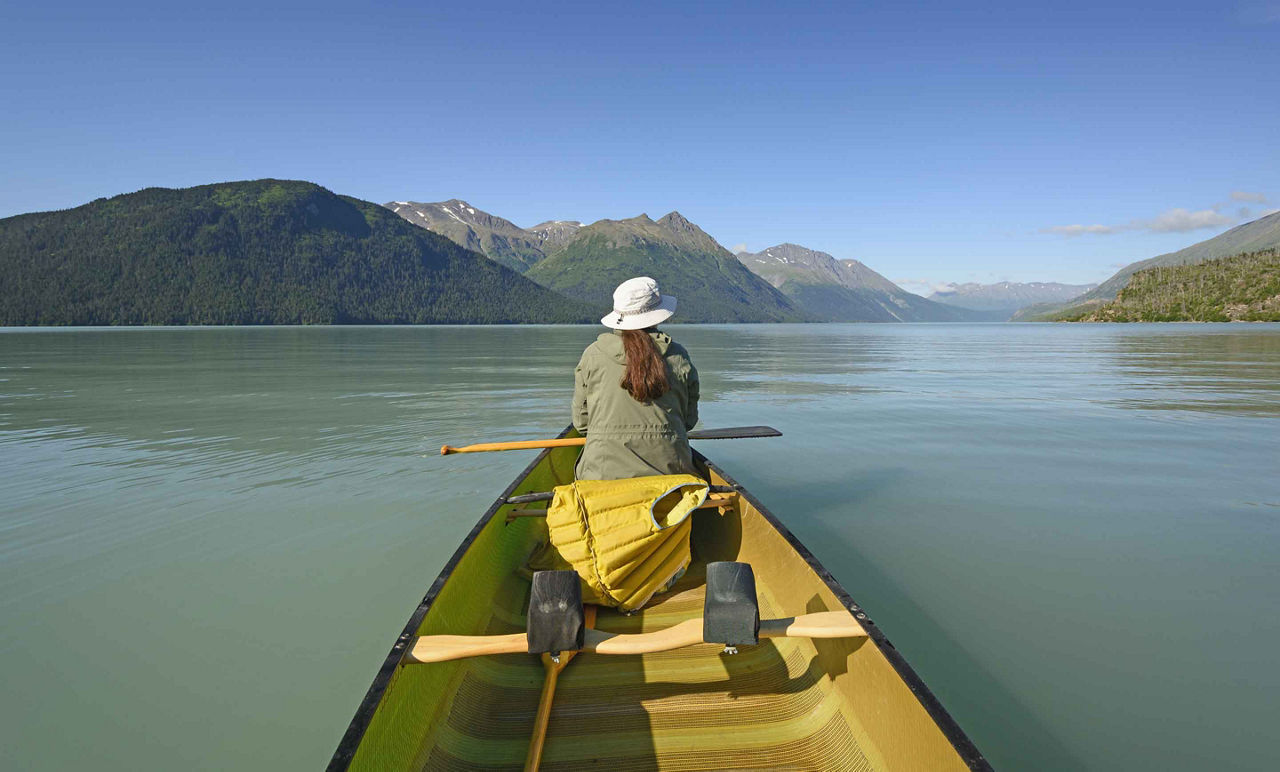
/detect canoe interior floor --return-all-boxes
[421,561,877,771]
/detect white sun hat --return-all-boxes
[601,276,677,330]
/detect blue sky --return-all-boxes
[2,1,1277,292]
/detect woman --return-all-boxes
[573,276,700,480]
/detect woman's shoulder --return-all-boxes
[580,333,620,363]
[658,334,692,362]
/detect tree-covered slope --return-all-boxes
[526,212,805,322]
[1021,211,1280,320]
[0,180,593,325]
[1065,249,1280,322]
[738,243,980,321]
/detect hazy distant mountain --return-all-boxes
[1020,210,1280,320]
[0,181,593,325]
[738,243,981,322]
[929,281,1096,320]
[385,199,547,272]
[526,213,805,322]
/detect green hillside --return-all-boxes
[526,212,805,322]
[1064,249,1280,322]
[0,180,592,325]
[1022,210,1280,320]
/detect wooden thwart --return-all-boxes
[403,611,866,665]
[506,484,737,505]
[506,492,737,522]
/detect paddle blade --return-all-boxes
[687,426,781,440]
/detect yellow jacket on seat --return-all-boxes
[534,474,708,612]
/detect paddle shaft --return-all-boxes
[524,606,596,772]
[441,426,780,455]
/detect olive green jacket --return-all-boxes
[572,330,700,480]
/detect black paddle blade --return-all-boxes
[527,570,585,656]
[703,561,760,647]
[687,426,781,440]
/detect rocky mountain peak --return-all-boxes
[659,211,695,230]
[734,241,979,321]
[529,220,584,254]
[383,198,545,273]
[754,243,831,266]
[738,243,907,298]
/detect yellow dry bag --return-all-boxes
[532,474,708,612]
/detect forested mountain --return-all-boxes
[1065,249,1280,322]
[524,212,805,322]
[385,199,549,272]
[0,180,593,325]
[1020,210,1280,320]
[928,281,1096,320]
[737,243,980,321]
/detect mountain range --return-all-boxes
[1017,210,1280,320]
[388,200,997,323]
[11,179,1230,327]
[735,243,979,322]
[0,181,592,325]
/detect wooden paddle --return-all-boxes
[440,426,781,455]
[524,605,596,772]
[403,610,865,664]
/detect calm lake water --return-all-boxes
[2,324,1278,771]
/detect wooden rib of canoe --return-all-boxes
[329,429,989,771]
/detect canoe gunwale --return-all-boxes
[326,434,564,771]
[699,454,992,771]
[328,426,990,771]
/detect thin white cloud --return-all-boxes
[730,243,749,255]
[1042,197,1252,238]
[1230,191,1268,203]
[1138,208,1236,233]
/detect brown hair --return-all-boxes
[620,328,669,402]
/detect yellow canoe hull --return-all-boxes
[330,434,987,771]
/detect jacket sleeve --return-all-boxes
[572,353,590,435]
[683,358,700,431]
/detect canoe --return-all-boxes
[329,429,989,771]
